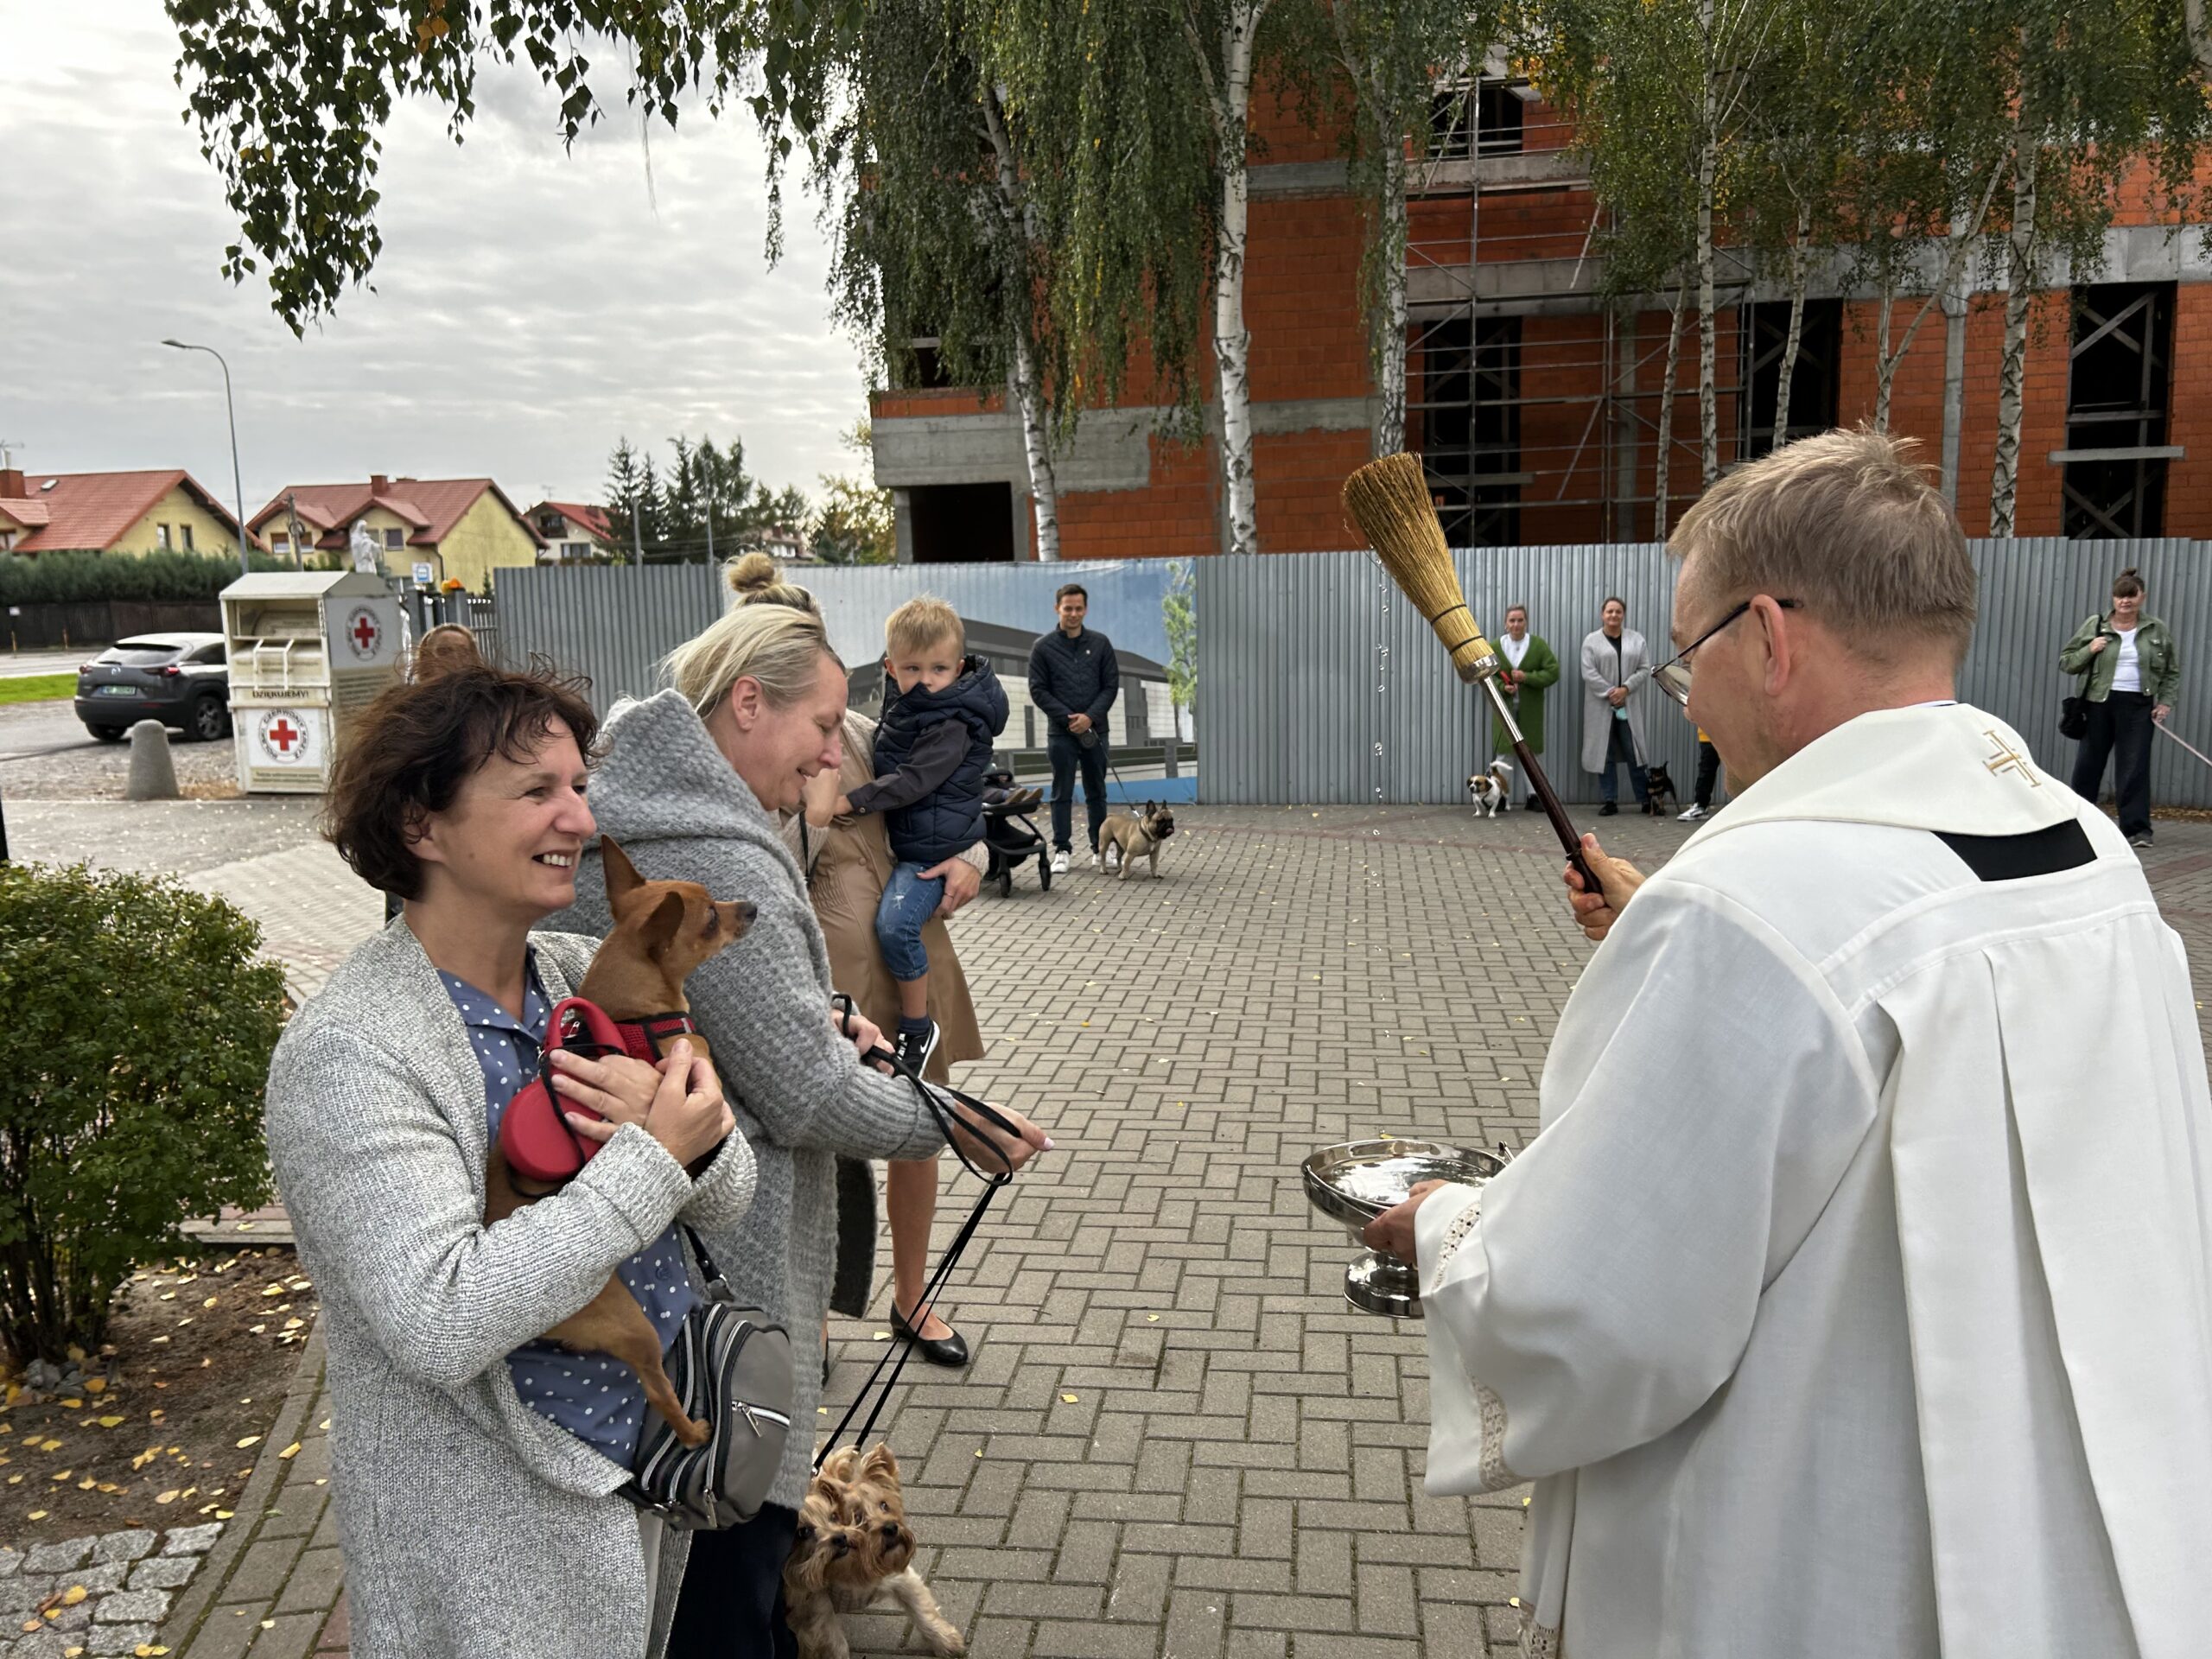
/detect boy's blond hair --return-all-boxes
[885,595,963,658]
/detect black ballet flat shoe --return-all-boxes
[890,1300,970,1369]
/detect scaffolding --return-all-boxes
[1404,79,1758,545]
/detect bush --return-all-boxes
[0,862,287,1363]
[0,549,291,606]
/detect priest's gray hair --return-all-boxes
[1669,429,1977,667]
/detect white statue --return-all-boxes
[350,518,383,575]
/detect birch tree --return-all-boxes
[1325,0,1494,458]
[1982,1,2207,534]
[1180,0,1277,556]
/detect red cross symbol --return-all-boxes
[267,718,300,754]
[352,613,379,652]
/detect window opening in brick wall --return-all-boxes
[2062,282,2175,539]
[899,338,958,391]
[907,481,1015,563]
[1411,315,1523,546]
[1736,300,1841,459]
[1427,78,1527,160]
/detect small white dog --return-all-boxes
[1465,760,1514,817]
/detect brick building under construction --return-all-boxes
[868,79,2212,562]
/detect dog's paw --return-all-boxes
[921,1621,966,1656]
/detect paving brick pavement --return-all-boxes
[17,792,2212,1656]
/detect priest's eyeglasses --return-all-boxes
[1650,597,1800,707]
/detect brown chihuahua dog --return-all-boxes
[483,837,754,1446]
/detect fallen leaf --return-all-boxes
[58,1399,80,1410]
[1060,1394,1079,1403]
[25,1510,44,1520]
[96,1416,123,1428]
[60,1587,86,1606]
[81,1378,105,1395]
[236,1435,261,1449]
[155,1490,179,1504]
[1147,1313,1160,1323]
[201,1298,218,1309]
[277,1442,301,1460]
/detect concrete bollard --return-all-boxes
[125,719,180,801]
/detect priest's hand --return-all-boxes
[1363,1179,1448,1263]
[1565,832,1645,943]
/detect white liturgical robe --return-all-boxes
[1418,702,2212,1658]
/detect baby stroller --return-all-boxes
[980,765,1052,897]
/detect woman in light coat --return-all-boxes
[548,601,1050,1657]
[264,663,751,1659]
[728,552,987,1367]
[1580,595,1654,816]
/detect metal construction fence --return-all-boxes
[493,539,2212,808]
[1198,538,2212,808]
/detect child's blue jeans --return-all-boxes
[874,861,944,983]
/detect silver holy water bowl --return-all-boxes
[1301,1138,1506,1318]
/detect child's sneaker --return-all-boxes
[893,1019,941,1075]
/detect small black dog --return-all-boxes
[1643,764,1679,817]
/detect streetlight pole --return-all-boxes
[161,339,252,578]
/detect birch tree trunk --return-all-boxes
[1870,163,2005,437]
[1989,126,2038,538]
[2189,0,2212,79]
[1771,200,1812,453]
[1206,3,1264,556]
[982,83,1061,561]
[1371,133,1409,457]
[1695,0,1720,486]
[1655,283,1688,538]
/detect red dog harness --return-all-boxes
[497,996,703,1184]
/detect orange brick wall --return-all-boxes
[877,93,2212,557]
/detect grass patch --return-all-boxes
[0,674,77,706]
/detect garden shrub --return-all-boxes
[0,861,287,1363]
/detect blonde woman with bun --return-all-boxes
[545,588,1051,1657]
[728,551,988,1370]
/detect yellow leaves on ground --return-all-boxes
[276,1442,302,1460]
[96,1415,124,1429]
[60,1586,86,1606]
[235,1435,261,1450]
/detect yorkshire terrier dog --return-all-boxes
[785,1446,963,1659]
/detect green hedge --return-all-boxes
[0,549,292,605]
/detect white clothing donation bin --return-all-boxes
[219,571,403,794]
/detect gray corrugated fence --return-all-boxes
[495,542,2212,808]
[1199,539,2212,806]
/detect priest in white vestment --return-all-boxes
[1365,430,2212,1659]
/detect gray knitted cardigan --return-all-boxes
[548,688,946,1512]
[264,918,758,1659]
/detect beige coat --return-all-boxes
[788,712,984,1082]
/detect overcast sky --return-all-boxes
[0,3,871,522]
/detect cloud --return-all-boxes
[0,2,872,518]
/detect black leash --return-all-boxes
[817,995,1021,1467]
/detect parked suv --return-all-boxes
[75,632,232,743]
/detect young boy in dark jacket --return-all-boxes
[836,596,1007,1070]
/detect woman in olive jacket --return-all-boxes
[2060,566,2180,849]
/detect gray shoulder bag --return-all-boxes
[626,1226,794,1530]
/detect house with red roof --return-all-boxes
[0,467,254,558]
[248,474,543,591]
[524,499,617,563]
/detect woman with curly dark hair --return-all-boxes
[264,662,751,1657]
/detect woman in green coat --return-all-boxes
[1490,605,1561,810]
[2060,566,2180,849]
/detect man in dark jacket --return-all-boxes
[1027,582,1120,871]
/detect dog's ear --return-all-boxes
[820,1446,861,1484]
[640,890,686,954]
[859,1442,900,1485]
[601,837,644,902]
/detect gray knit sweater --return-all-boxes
[264,919,758,1658]
[548,688,945,1510]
